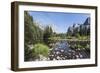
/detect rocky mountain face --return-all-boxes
[67,17,90,36]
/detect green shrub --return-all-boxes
[32,43,50,57]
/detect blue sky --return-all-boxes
[28,11,90,33]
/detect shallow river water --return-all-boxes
[49,41,90,60]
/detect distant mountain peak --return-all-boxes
[83,17,90,25]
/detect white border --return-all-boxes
[18,5,96,68]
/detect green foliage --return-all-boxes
[32,43,50,57]
[49,36,61,40]
[24,11,43,45]
[24,11,44,61]
[77,44,83,48]
[76,33,80,38]
[43,26,53,45]
[24,44,33,61]
[24,11,34,44]
[56,33,66,39]
[85,44,90,49]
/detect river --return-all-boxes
[49,40,90,60]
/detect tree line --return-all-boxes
[24,11,53,61]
